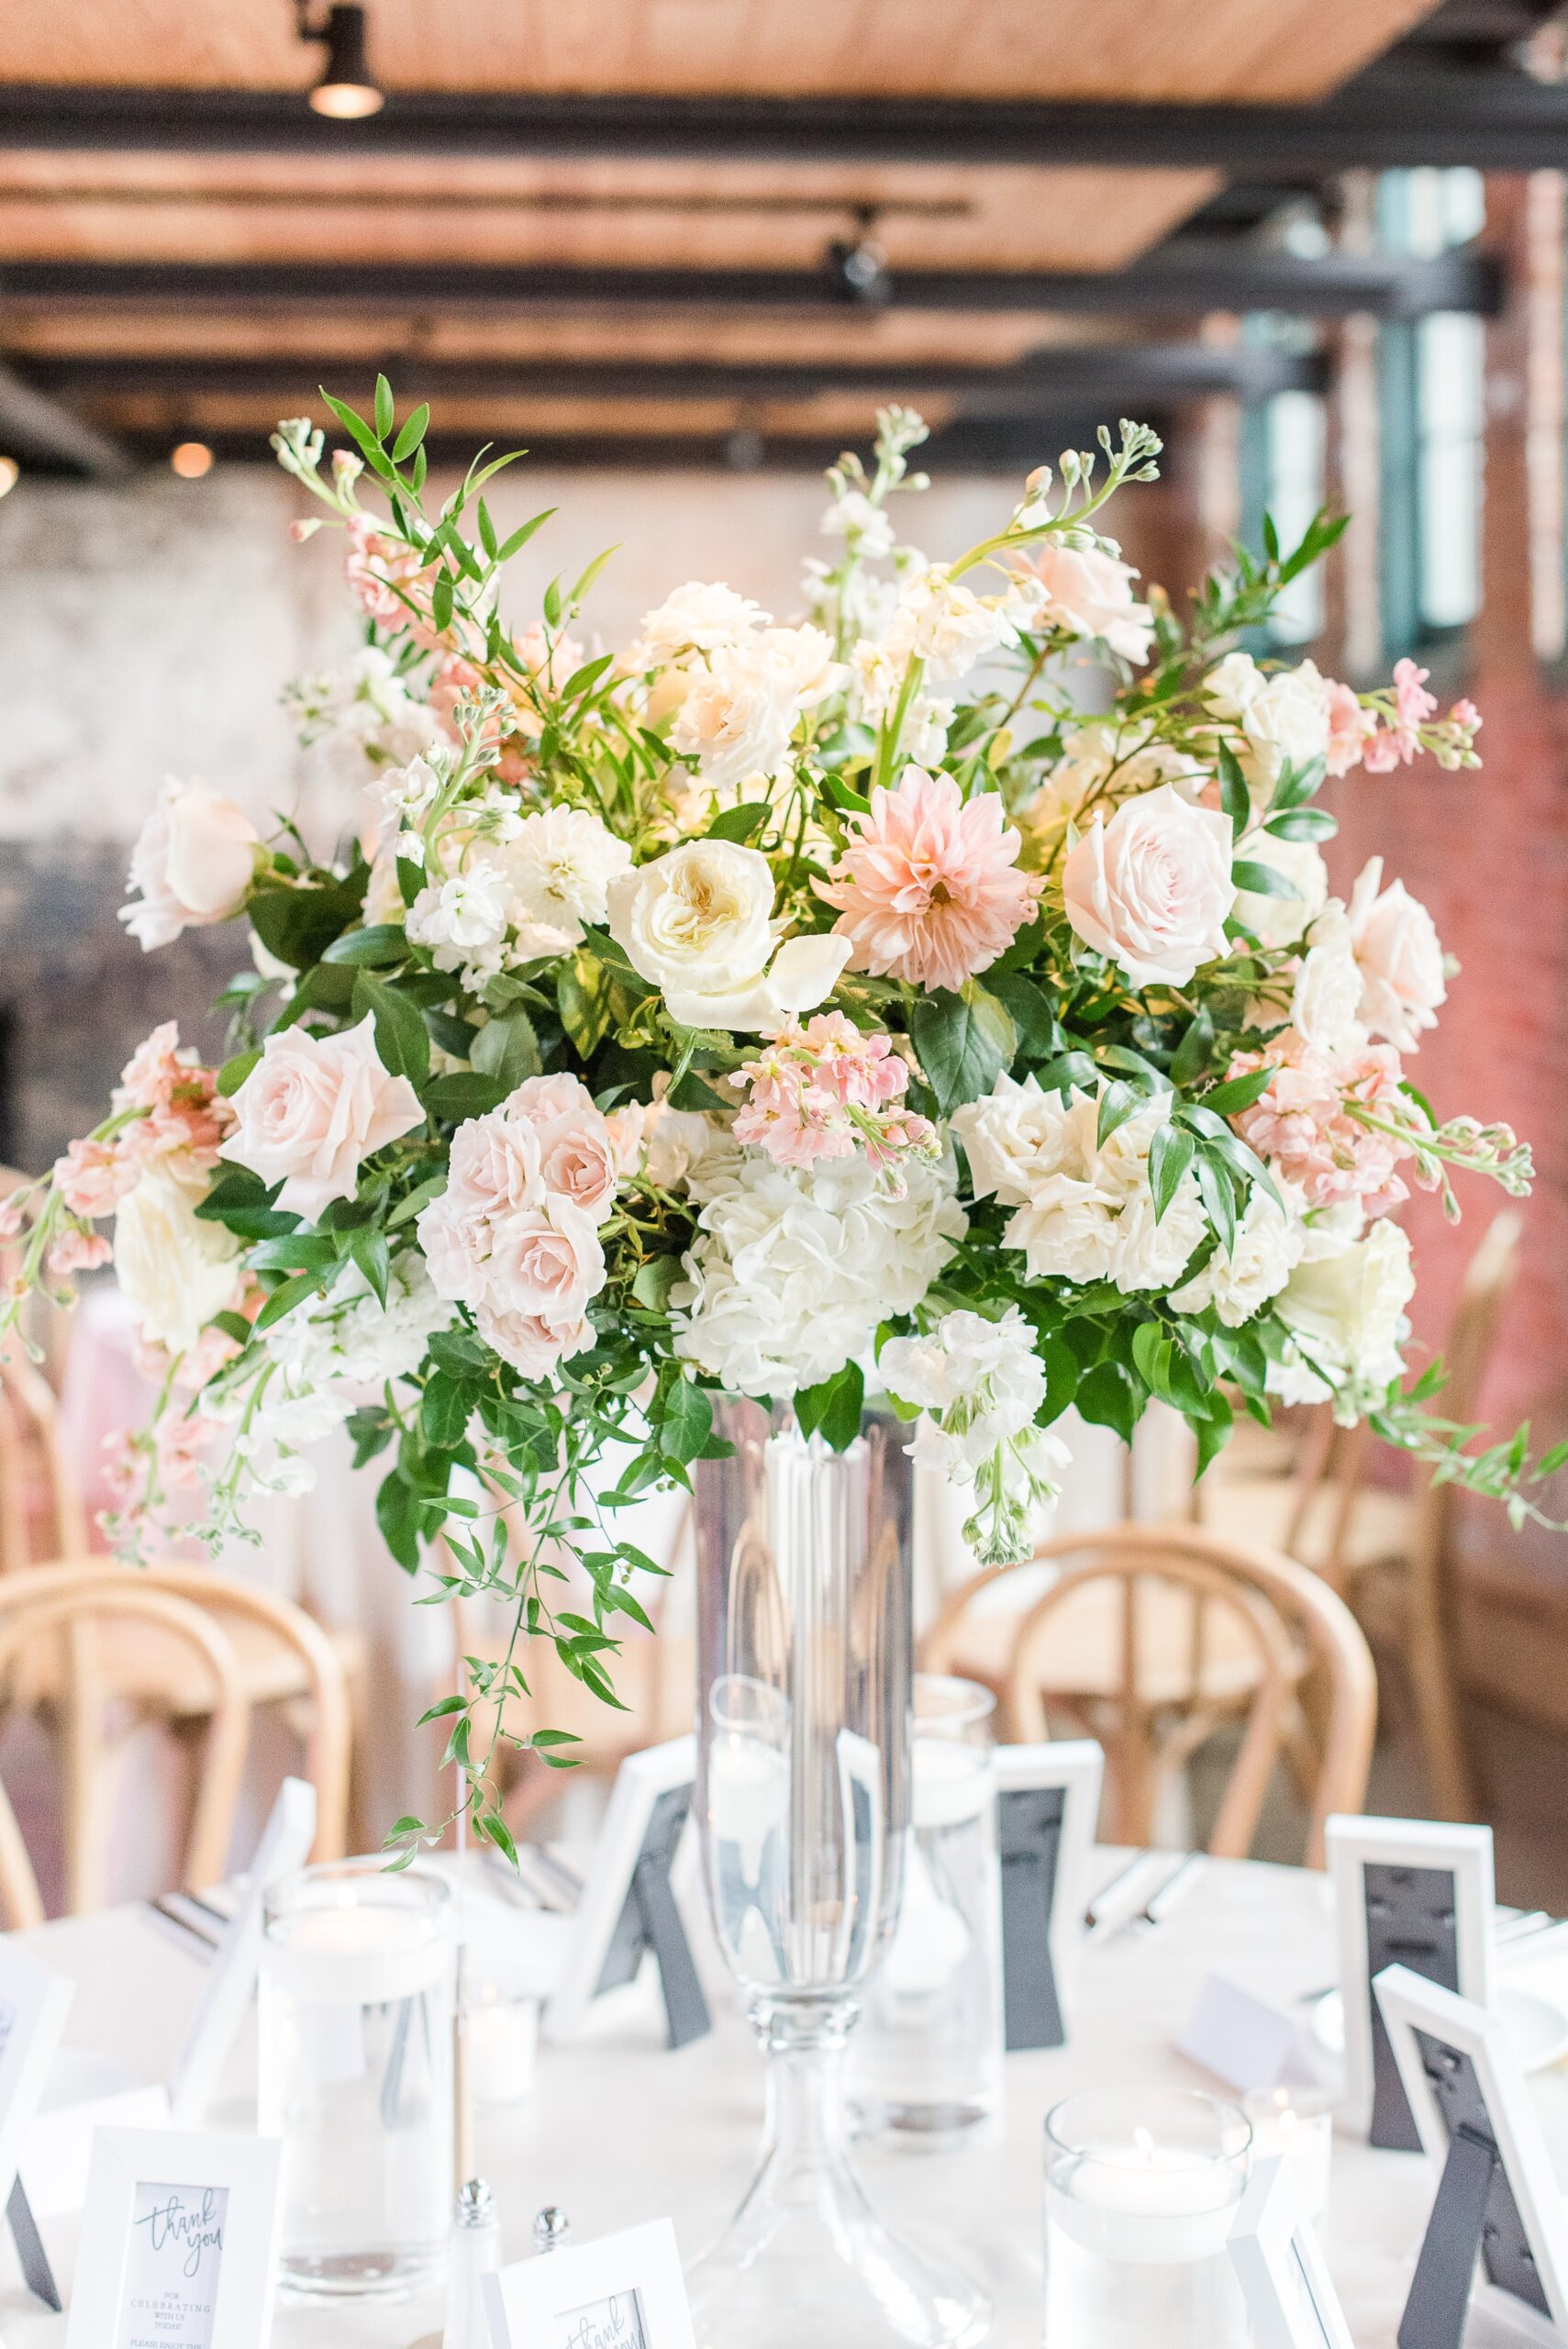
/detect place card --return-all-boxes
[1180,1971,1324,2097]
[64,2127,283,2349]
[0,1941,76,2308]
[1325,1815,1494,2148]
[1229,2154,1355,2349]
[1375,1965,1568,2349]
[543,1737,709,2051]
[484,2217,695,2349]
[168,1776,317,2126]
[992,1740,1102,2051]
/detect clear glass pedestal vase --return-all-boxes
[688,1400,991,2349]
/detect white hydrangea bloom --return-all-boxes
[250,1255,457,1476]
[673,1151,965,1397]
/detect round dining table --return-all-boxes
[4,1848,1566,2346]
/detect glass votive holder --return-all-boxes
[1241,2083,1334,2219]
[259,1858,454,2301]
[1044,2087,1252,2349]
[850,1674,1003,2146]
[465,1970,540,2109]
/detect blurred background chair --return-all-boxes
[5,1558,351,1914]
[1196,1210,1521,1820]
[923,1522,1375,1865]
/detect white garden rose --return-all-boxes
[1010,540,1154,664]
[1203,651,1266,720]
[1062,784,1235,988]
[671,625,840,787]
[1170,1184,1306,1326]
[119,779,261,951]
[1273,1217,1415,1416]
[606,839,850,1031]
[1346,856,1447,1052]
[115,1158,241,1353]
[624,581,770,670]
[1234,662,1330,787]
[673,1150,964,1396]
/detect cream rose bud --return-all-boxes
[1275,1217,1415,1402]
[115,1158,240,1353]
[606,839,851,1031]
[119,779,261,951]
[219,1013,425,1221]
[1016,541,1154,665]
[1062,783,1235,988]
[1347,856,1447,1052]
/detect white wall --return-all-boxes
[0,461,1013,843]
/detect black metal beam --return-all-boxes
[0,246,1500,320]
[23,341,1326,407]
[0,61,1563,170]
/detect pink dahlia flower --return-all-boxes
[816,766,1040,995]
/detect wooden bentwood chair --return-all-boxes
[922,1522,1376,1867]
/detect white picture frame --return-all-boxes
[484,2216,695,2349]
[1325,1814,1494,2122]
[1229,2155,1356,2349]
[1374,1964,1568,2345]
[992,1738,1103,2013]
[0,1943,74,2212]
[544,1735,696,2042]
[64,2126,284,2349]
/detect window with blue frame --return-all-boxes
[1239,317,1327,648]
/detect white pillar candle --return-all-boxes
[1048,2127,1246,2265]
[467,1987,539,2107]
[707,1731,790,1883]
[262,1895,450,2006]
[911,1735,993,1831]
[1241,2086,1333,2220]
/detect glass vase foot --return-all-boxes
[687,2005,991,2349]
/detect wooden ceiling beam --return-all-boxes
[0,61,1560,171]
[0,245,1500,320]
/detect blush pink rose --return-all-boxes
[476,1302,591,1381]
[219,1013,425,1220]
[485,1199,605,1325]
[1017,543,1154,664]
[1062,784,1235,988]
[447,1114,544,1222]
[1346,856,1446,1052]
[119,781,261,951]
[507,1074,621,1222]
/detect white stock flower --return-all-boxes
[114,1158,240,1353]
[260,1255,455,1448]
[119,780,261,951]
[625,581,770,669]
[673,1152,964,1397]
[606,839,850,1031]
[1273,1218,1415,1419]
[881,563,1016,685]
[287,648,443,782]
[1062,784,1235,989]
[502,804,632,953]
[1170,1184,1306,1327]
[671,624,840,787]
[1291,901,1366,1054]
[822,489,895,560]
[1346,856,1447,1052]
[406,862,512,986]
[1234,836,1329,952]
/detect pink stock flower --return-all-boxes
[1324,679,1375,777]
[54,1138,137,1219]
[156,1413,220,1492]
[47,1229,111,1277]
[1393,659,1439,729]
[1451,697,1482,732]
[1228,1029,1428,1216]
[1362,725,1417,774]
[817,766,1041,994]
[734,1015,932,1173]
[0,1200,22,1241]
[345,512,433,631]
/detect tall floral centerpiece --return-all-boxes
[2,390,1548,1839]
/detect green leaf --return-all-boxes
[422,1073,508,1119]
[217,1047,261,1097]
[346,1405,395,1468]
[571,545,618,607]
[398,855,425,907]
[1076,1360,1140,1443]
[422,1376,473,1448]
[631,1255,682,1312]
[911,985,1016,1115]
[557,958,614,1056]
[392,402,429,463]
[1096,1080,1142,1149]
[1232,859,1301,899]
[706,801,772,844]
[250,1233,339,1273]
[1170,1005,1216,1086]
[347,1225,391,1306]
[471,1008,540,1089]
[1217,744,1251,838]
[497,507,557,562]
[794,1360,864,1453]
[1270,756,1328,811]
[1034,1049,1099,1101]
[1200,1065,1275,1117]
[323,923,410,966]
[351,971,430,1085]
[1262,806,1337,843]
[249,871,368,970]
[253,1270,321,1332]
[430,570,454,635]
[388,1172,447,1229]
[376,1471,420,1574]
[1149,1122,1196,1223]
[661,1377,713,1466]
[1195,1151,1238,1256]
[986,970,1061,1059]
[373,373,395,440]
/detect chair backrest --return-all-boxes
[31,1556,352,1871]
[925,1522,1376,1867]
[0,1344,89,1575]
[0,1564,251,1926]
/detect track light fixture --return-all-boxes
[825,208,891,306]
[295,3,384,119]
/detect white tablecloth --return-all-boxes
[6,1851,1568,2346]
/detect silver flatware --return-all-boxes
[143,1895,221,1960]
[1134,1850,1204,1930]
[1083,1851,1152,1932]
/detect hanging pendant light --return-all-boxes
[295,3,384,119]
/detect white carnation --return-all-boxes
[1170,1184,1306,1327]
[673,1152,965,1397]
